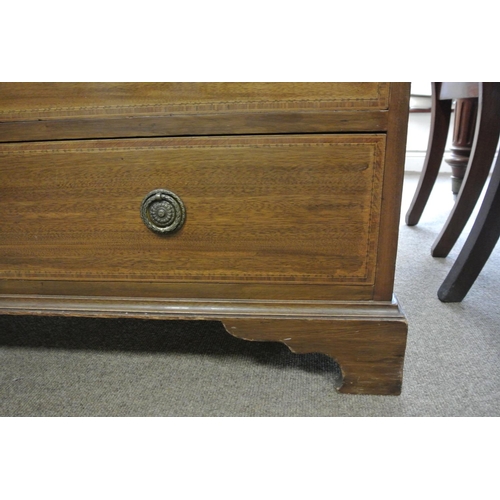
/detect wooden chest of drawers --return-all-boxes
[0,83,410,395]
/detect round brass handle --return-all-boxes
[140,189,186,234]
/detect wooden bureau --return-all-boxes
[0,83,410,395]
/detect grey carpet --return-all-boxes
[1,173,499,416]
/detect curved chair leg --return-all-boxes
[438,147,500,302]
[406,82,452,226]
[431,83,500,257]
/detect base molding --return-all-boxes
[0,294,407,395]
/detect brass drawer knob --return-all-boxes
[140,189,186,234]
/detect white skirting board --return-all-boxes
[405,152,451,174]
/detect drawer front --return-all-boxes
[0,83,394,143]
[0,135,385,286]
[0,83,389,121]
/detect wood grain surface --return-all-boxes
[0,134,385,286]
[0,83,390,121]
[224,316,407,395]
[0,83,411,395]
[0,110,389,143]
[0,83,391,142]
[373,82,410,300]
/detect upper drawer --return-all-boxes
[0,83,390,119]
[0,83,392,142]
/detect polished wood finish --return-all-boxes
[438,147,500,302]
[0,83,410,395]
[0,134,385,287]
[373,83,410,300]
[0,295,407,321]
[0,83,390,119]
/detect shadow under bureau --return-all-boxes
[0,83,410,395]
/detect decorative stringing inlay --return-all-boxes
[0,83,390,121]
[0,134,385,285]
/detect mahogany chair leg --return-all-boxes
[431,83,500,257]
[406,82,452,226]
[438,150,500,302]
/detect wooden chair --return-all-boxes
[405,83,500,257]
[405,82,500,301]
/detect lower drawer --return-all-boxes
[0,134,385,293]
